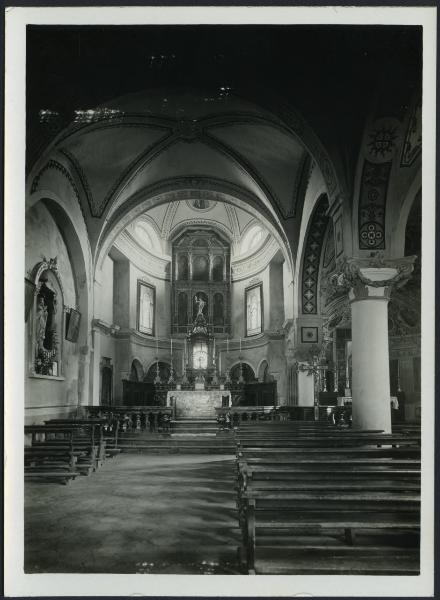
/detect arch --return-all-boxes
[129,358,144,382]
[257,359,269,382]
[390,168,422,257]
[229,361,257,383]
[94,181,294,280]
[144,360,171,383]
[298,194,330,316]
[28,194,92,349]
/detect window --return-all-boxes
[137,281,155,335]
[245,283,263,336]
[193,340,208,369]
[241,225,266,255]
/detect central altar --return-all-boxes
[167,390,231,418]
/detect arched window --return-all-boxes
[212,256,224,281]
[240,225,266,255]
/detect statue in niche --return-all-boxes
[194,294,206,317]
[36,295,48,353]
[34,278,58,375]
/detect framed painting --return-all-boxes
[245,283,263,337]
[65,308,81,342]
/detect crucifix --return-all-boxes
[297,355,328,420]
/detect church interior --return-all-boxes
[22,24,425,576]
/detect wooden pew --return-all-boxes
[234,428,421,574]
[45,419,108,469]
[24,425,80,484]
[239,489,420,574]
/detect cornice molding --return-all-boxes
[92,318,120,336]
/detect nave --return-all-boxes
[17,20,431,587]
[25,417,421,576]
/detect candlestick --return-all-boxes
[219,352,222,373]
[334,364,339,393]
[227,337,229,354]
[397,360,402,393]
[156,339,159,355]
[239,337,242,354]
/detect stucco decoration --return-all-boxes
[366,118,401,163]
[358,161,391,250]
[330,254,416,299]
[301,195,329,314]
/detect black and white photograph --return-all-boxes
[4,5,436,598]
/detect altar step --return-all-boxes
[115,429,235,454]
[171,419,219,436]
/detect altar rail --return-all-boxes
[215,405,350,427]
[85,406,175,435]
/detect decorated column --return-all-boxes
[335,256,415,433]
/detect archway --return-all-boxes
[129,359,144,382]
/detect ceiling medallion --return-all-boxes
[185,198,217,213]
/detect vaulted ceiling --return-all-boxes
[54,88,308,224]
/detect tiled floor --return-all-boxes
[25,454,242,574]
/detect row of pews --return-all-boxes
[25,418,121,485]
[233,421,421,575]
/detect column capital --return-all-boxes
[331,254,417,302]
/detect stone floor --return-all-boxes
[25,454,243,574]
